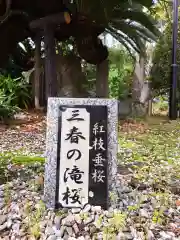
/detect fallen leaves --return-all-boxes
[119,119,148,134]
[118,117,180,236]
[0,111,46,154]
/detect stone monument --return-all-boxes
[44,98,118,209]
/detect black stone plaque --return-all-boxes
[88,106,108,209]
[55,105,108,209]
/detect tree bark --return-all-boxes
[34,34,41,109]
[148,99,152,116]
[56,53,87,97]
[132,55,150,116]
[96,59,109,98]
[132,56,145,102]
[44,25,57,100]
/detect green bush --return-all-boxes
[109,67,132,100]
[108,48,134,100]
[150,12,180,94]
[153,96,168,114]
[157,101,168,111]
[0,74,32,109]
[84,47,134,99]
[0,90,19,120]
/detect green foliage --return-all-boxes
[150,0,171,23]
[0,40,34,119]
[153,96,168,114]
[0,151,45,184]
[25,200,46,239]
[84,47,134,99]
[156,101,168,112]
[76,0,159,54]
[151,191,171,224]
[57,38,76,56]
[150,11,180,94]
[150,24,171,93]
[13,156,45,165]
[152,208,164,224]
[0,75,32,109]
[108,48,134,99]
[93,211,126,239]
[0,89,19,120]
[103,212,126,238]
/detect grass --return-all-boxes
[116,116,180,230]
[0,151,45,183]
[118,116,180,192]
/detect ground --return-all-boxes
[0,112,180,239]
[0,111,46,154]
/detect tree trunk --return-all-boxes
[34,34,41,109]
[44,26,57,100]
[132,55,150,116]
[96,59,109,98]
[148,99,152,116]
[56,53,87,97]
[132,56,144,102]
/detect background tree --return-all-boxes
[0,0,159,71]
[0,0,160,118]
[150,11,180,95]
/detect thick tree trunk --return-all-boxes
[132,55,150,116]
[96,59,109,98]
[44,26,57,100]
[132,56,144,102]
[34,34,41,109]
[56,53,87,97]
[34,53,87,99]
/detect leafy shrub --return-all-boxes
[84,47,134,99]
[109,67,132,100]
[108,48,134,100]
[156,101,168,111]
[0,90,19,120]
[153,96,168,114]
[0,74,32,109]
